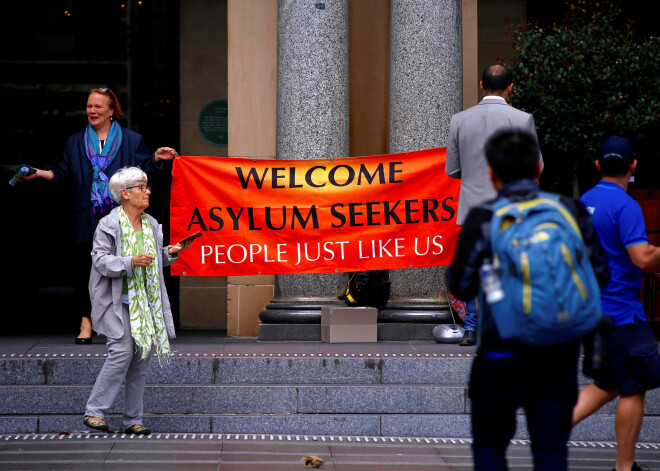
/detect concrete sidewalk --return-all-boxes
[2,432,660,470]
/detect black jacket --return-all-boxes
[53,127,164,243]
[445,178,610,352]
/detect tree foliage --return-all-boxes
[507,1,659,164]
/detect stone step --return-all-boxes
[3,382,660,415]
[4,413,660,443]
[2,354,660,441]
[0,384,467,415]
[0,355,473,385]
[4,413,472,437]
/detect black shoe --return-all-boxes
[613,462,651,471]
[75,337,92,345]
[632,462,650,471]
[459,329,476,346]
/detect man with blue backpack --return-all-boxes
[573,137,660,471]
[446,129,609,470]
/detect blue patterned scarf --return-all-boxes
[85,121,123,214]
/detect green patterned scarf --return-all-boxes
[118,207,170,360]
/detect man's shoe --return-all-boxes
[125,424,151,435]
[459,329,476,346]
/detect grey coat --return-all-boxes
[88,207,177,340]
[445,96,542,225]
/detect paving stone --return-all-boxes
[209,357,383,385]
[211,414,381,436]
[145,385,297,414]
[0,386,92,414]
[0,416,37,434]
[382,357,472,384]
[381,414,472,438]
[297,385,465,414]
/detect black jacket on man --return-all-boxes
[445,178,610,353]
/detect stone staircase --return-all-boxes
[1,349,660,441]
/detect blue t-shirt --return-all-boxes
[580,180,648,326]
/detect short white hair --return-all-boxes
[108,167,148,203]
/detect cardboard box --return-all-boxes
[321,324,377,343]
[321,306,378,343]
[321,306,378,325]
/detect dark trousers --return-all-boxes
[469,344,579,471]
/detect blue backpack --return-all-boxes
[482,191,602,346]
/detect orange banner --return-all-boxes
[169,148,461,276]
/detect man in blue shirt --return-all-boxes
[575,136,660,471]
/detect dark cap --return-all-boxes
[597,136,635,165]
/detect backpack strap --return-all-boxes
[488,191,582,240]
[520,191,583,240]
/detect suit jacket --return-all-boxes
[53,126,164,243]
[88,207,177,340]
[445,96,542,225]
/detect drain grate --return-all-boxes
[2,352,475,358]
[2,432,657,450]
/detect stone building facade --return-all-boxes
[178,0,528,337]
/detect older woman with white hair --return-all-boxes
[82,166,194,435]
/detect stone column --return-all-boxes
[383,0,463,331]
[259,0,349,339]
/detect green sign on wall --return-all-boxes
[198,99,228,146]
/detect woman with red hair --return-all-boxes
[22,88,178,344]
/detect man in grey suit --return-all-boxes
[446,64,542,346]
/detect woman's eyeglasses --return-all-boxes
[125,184,151,193]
